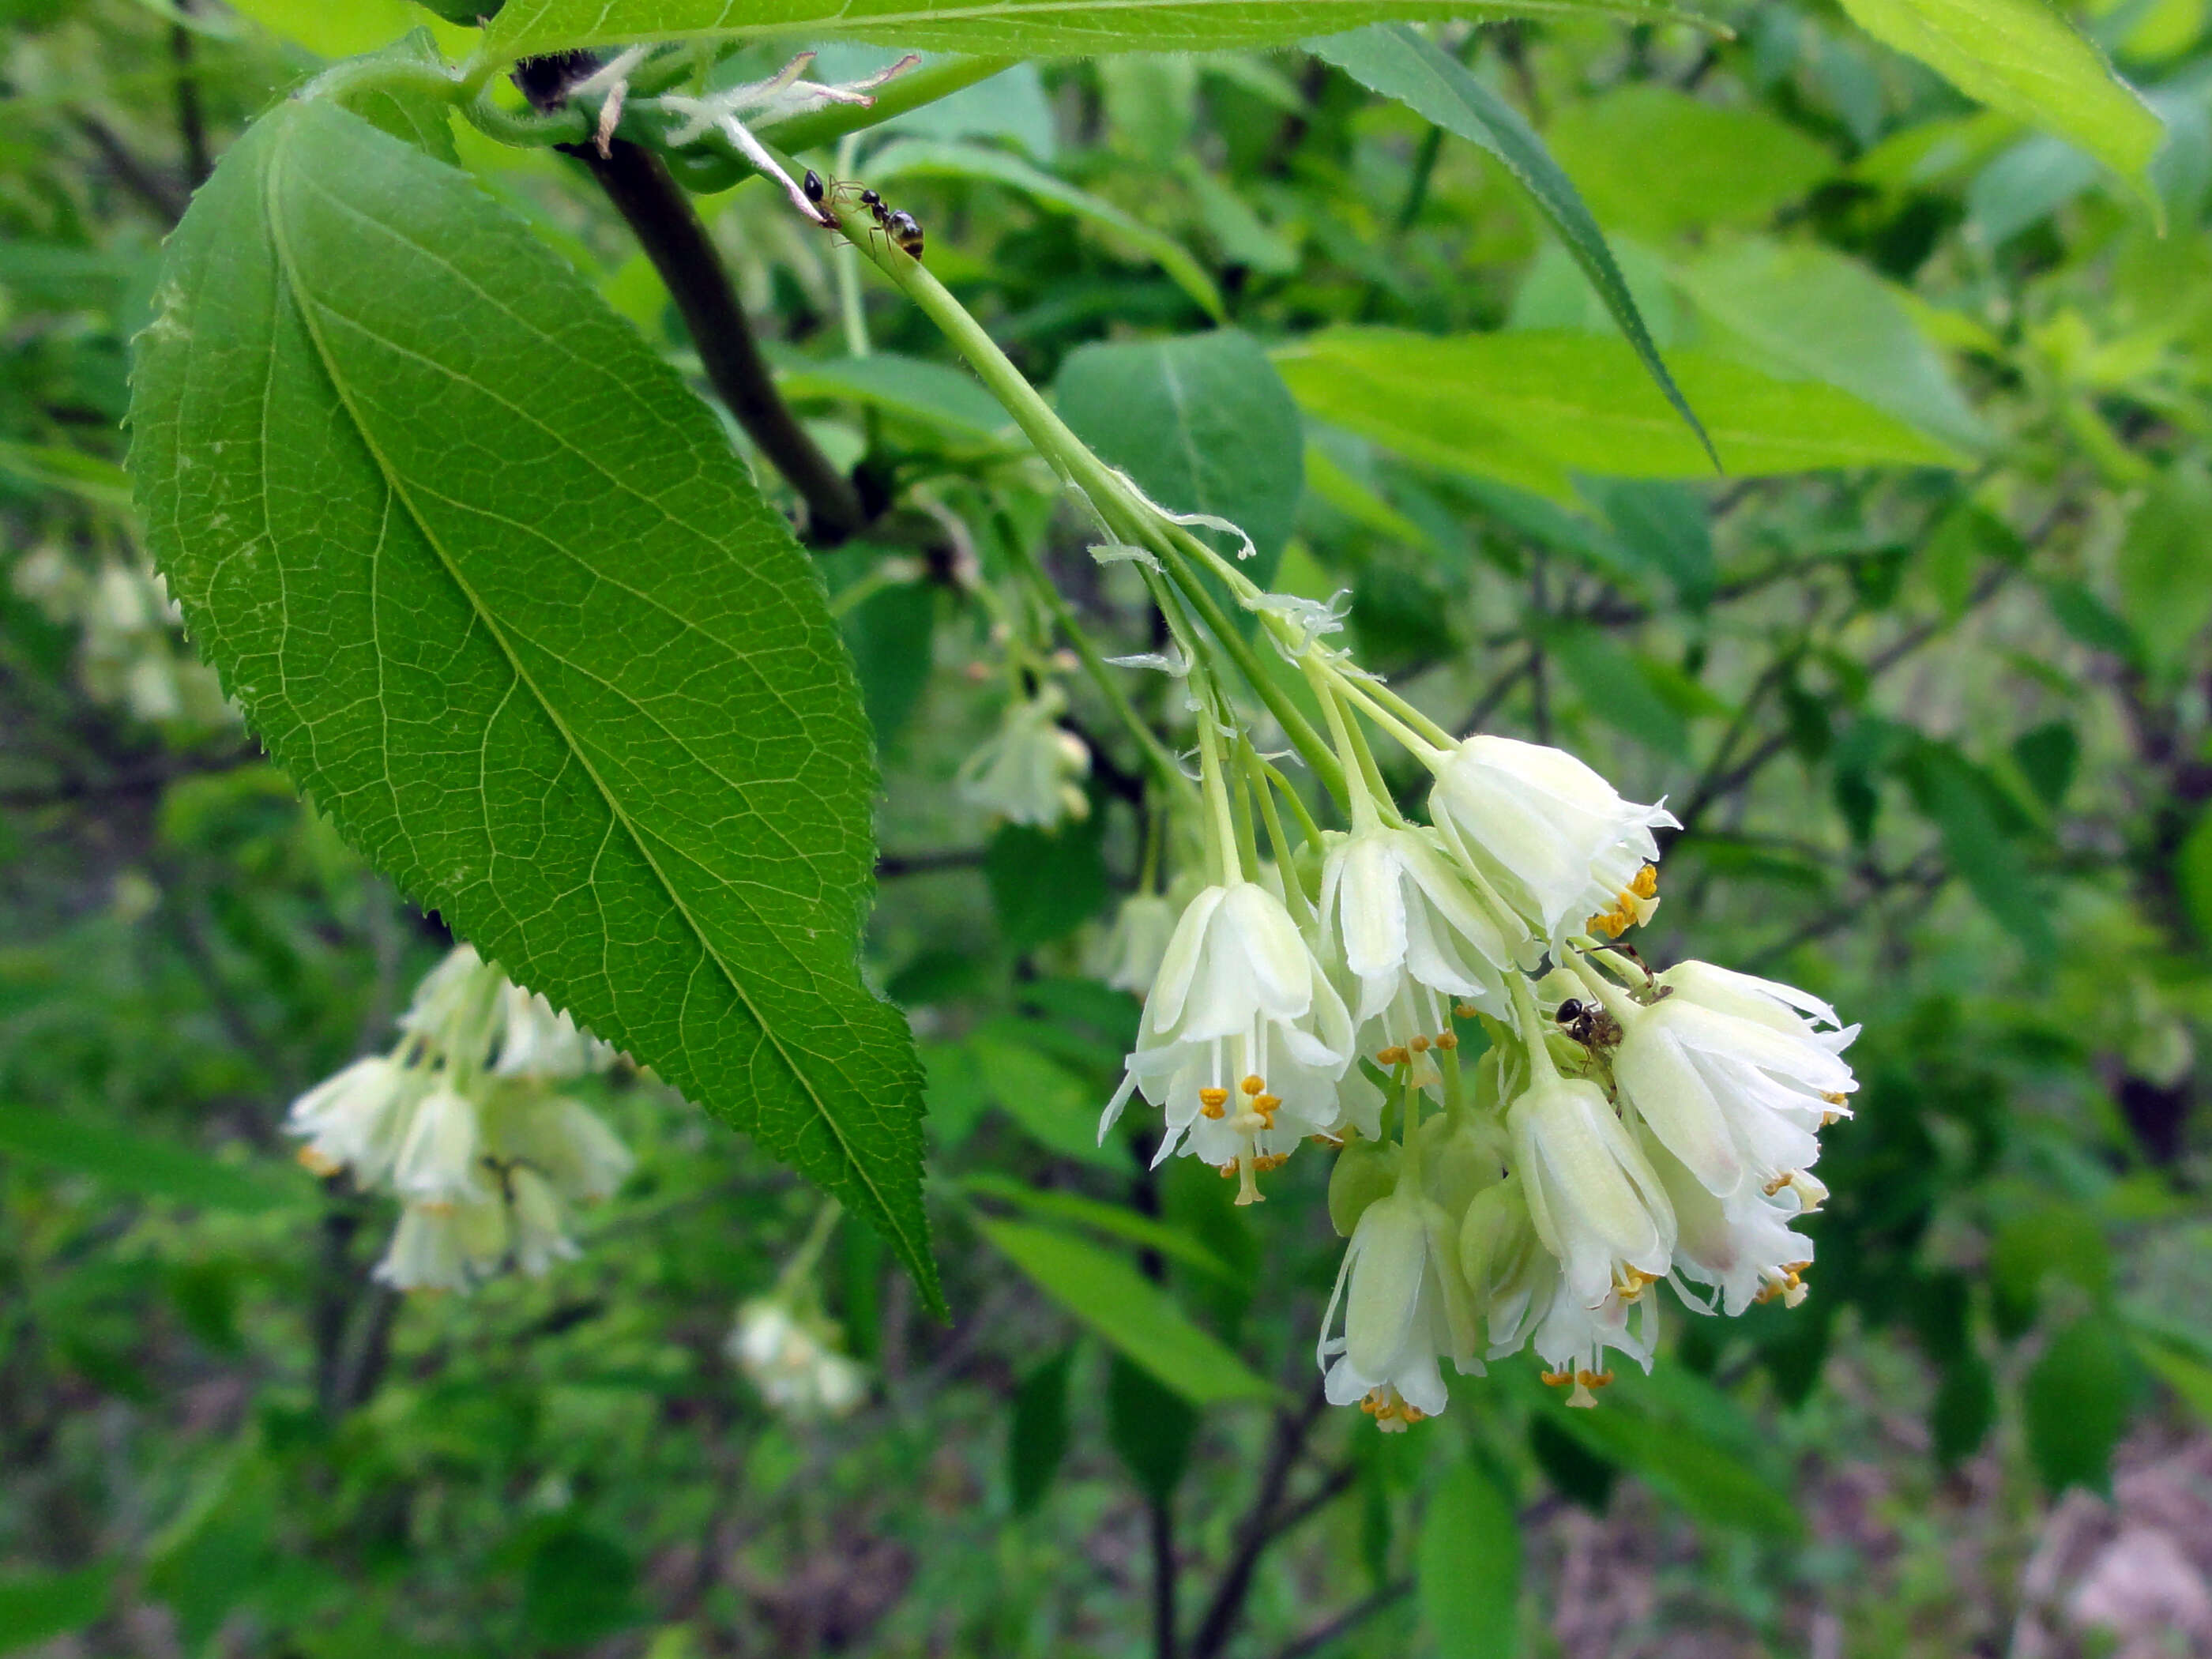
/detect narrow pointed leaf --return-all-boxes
[128,102,940,1311]
[1309,24,1716,471]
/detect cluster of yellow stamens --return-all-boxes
[1587,863,1661,938]
[1821,1090,1847,1127]
[1217,1153,1290,1178]
[1612,1265,1661,1303]
[1754,1261,1812,1307]
[1360,1387,1428,1429]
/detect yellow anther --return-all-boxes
[1376,1044,1409,1066]
[1822,1091,1848,1105]
[1540,1369,1575,1388]
[1576,1367,1615,1389]
[1435,1031,1459,1051]
[1454,1002,1483,1019]
[1631,863,1659,899]
[1240,1074,1266,1096]
[1200,1086,1229,1119]
[1762,1172,1793,1198]
[1217,1161,1239,1179]
[1409,1035,1431,1053]
[297,1147,341,1177]
[1821,1111,1841,1127]
[1308,1133,1343,1149]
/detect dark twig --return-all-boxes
[70,113,185,221]
[566,137,871,544]
[1273,1579,1414,1659]
[876,847,988,878]
[1187,1378,1334,1659]
[171,10,210,190]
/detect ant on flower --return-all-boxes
[802,171,926,261]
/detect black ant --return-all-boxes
[1554,997,1623,1053]
[801,171,925,261]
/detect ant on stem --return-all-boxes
[802,170,925,261]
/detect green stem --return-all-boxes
[838,223,1349,803]
[1506,972,1560,1084]
[1008,540,1187,792]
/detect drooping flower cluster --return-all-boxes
[1084,558,1856,1428]
[957,681,1093,829]
[284,946,634,1293]
[11,545,232,725]
[725,1201,870,1419]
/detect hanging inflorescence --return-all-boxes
[284,945,635,1293]
[1042,481,1863,1429]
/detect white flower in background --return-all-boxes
[729,1298,869,1418]
[1424,735,1676,943]
[957,683,1092,828]
[1591,964,1856,1206]
[1319,826,1518,1025]
[284,942,634,1294]
[1089,892,1180,995]
[1316,1187,1474,1429]
[288,1056,418,1185]
[1509,1072,1676,1312]
[493,983,618,1078]
[393,1085,485,1208]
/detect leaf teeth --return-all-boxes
[128,100,940,1315]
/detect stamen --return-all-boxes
[1200,1086,1229,1119]
[1540,1369,1575,1388]
[1435,1031,1459,1051]
[1375,1045,1409,1066]
[1453,1002,1483,1019]
[1409,1035,1431,1053]
[1762,1172,1793,1198]
[1240,1074,1266,1096]
[1631,863,1659,899]
[1308,1133,1343,1149]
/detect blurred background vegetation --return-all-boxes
[5,1,2212,1654]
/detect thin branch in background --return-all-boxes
[1273,1579,1413,1659]
[876,847,987,878]
[1490,23,1544,125]
[1187,1378,1334,1659]
[565,137,871,544]
[170,6,209,190]
[69,113,184,221]
[1459,646,1535,738]
[1152,1497,1181,1659]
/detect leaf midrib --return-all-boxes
[258,128,915,1264]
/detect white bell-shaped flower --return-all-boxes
[1529,1270,1661,1407]
[497,1095,636,1203]
[956,684,1092,829]
[1509,1072,1676,1311]
[1089,892,1181,995]
[286,1055,418,1185]
[392,1085,485,1209]
[1425,735,1676,942]
[492,984,615,1078]
[1319,826,1520,1025]
[1097,879,1354,1195]
[1590,966,1856,1205]
[506,1167,582,1277]
[1317,1187,1472,1429]
[374,1197,506,1293]
[728,1298,869,1418]
[1638,1125,1815,1316]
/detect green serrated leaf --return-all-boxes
[1835,0,2164,200]
[976,1217,1274,1405]
[488,0,1709,62]
[1055,329,1304,593]
[1275,329,1960,498]
[127,103,941,1312]
[1309,24,1715,469]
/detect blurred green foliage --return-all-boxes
[3,1,2211,1656]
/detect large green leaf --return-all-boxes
[127,102,940,1311]
[1055,329,1304,592]
[1542,85,1833,240]
[976,1217,1274,1404]
[1835,0,2163,196]
[1419,1463,1522,1659]
[488,0,1703,60]
[1674,239,1990,454]
[1309,24,1714,469]
[1273,329,1958,497]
